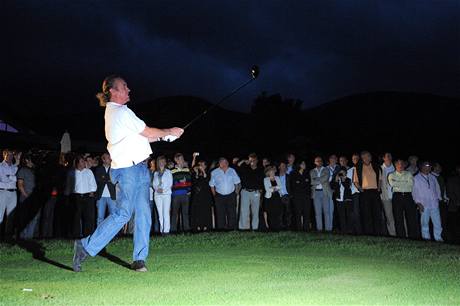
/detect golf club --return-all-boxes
[161,65,260,142]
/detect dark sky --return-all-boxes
[3,0,460,114]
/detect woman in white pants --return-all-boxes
[153,156,173,234]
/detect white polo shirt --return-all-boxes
[105,102,152,169]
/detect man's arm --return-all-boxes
[232,169,241,193]
[211,186,216,197]
[353,168,361,191]
[140,126,184,140]
[191,153,199,168]
[17,179,28,198]
[235,183,241,194]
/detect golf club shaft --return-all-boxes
[182,77,255,130]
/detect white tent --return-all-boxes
[60,131,71,153]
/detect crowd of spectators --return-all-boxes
[1,149,460,244]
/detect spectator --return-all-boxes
[68,155,97,237]
[171,153,192,233]
[0,149,19,238]
[446,165,460,242]
[209,158,241,230]
[153,156,173,235]
[327,154,340,231]
[432,162,448,240]
[232,157,240,168]
[286,153,296,175]
[388,159,418,239]
[278,161,292,230]
[263,166,283,231]
[412,161,443,242]
[339,156,349,169]
[262,158,271,169]
[380,152,396,236]
[290,160,311,231]
[190,156,213,232]
[406,155,419,176]
[237,153,264,231]
[41,152,66,238]
[17,154,39,239]
[310,156,333,232]
[347,154,362,234]
[16,154,41,239]
[148,158,159,234]
[354,151,384,236]
[331,167,353,234]
[94,153,116,227]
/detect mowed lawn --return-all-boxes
[1,232,460,305]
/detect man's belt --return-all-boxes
[73,193,92,197]
[0,188,16,192]
[394,192,411,196]
[243,188,259,192]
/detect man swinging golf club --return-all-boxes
[72,75,183,272]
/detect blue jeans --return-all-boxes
[421,207,443,241]
[96,197,116,226]
[82,162,151,261]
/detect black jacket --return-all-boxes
[355,161,381,189]
[94,166,116,200]
[289,170,310,196]
[446,175,460,212]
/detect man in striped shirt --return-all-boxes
[171,153,192,233]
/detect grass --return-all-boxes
[1,232,460,305]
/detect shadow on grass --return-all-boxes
[98,250,131,270]
[7,239,73,271]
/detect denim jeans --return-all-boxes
[96,197,116,226]
[82,162,151,261]
[421,207,443,241]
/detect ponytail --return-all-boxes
[96,74,122,107]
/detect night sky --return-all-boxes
[3,0,460,115]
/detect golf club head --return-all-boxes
[251,65,260,79]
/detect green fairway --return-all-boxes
[1,232,460,305]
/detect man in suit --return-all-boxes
[310,156,333,231]
[94,153,116,226]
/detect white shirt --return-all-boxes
[105,102,152,169]
[101,165,111,197]
[347,167,359,194]
[315,167,324,190]
[209,167,241,195]
[153,169,173,195]
[0,161,18,189]
[74,168,97,194]
[381,163,395,200]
